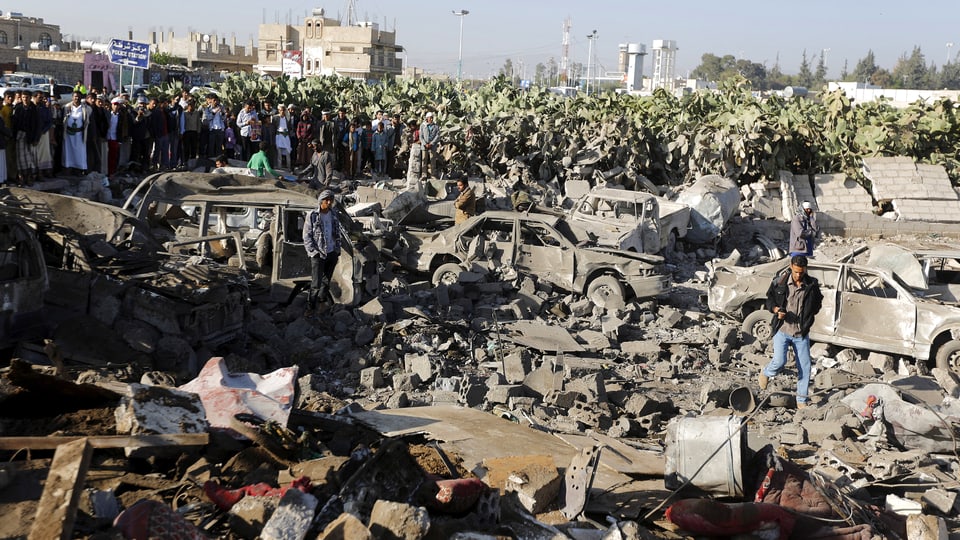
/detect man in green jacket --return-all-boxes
[247,141,279,179]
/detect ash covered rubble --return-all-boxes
[0,157,959,538]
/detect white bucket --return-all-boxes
[664,415,746,497]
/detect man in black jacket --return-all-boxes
[758,255,823,409]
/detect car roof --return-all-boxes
[474,210,562,227]
[578,188,656,202]
[129,172,320,209]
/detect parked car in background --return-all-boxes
[391,210,669,309]
[707,248,960,373]
[568,188,690,254]
[2,72,53,87]
[31,83,74,103]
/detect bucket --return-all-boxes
[729,386,756,413]
[664,416,746,497]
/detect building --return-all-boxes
[149,31,257,73]
[256,8,403,81]
[0,11,61,51]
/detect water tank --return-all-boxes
[79,40,96,50]
[48,45,60,52]
[29,42,42,50]
[783,86,808,98]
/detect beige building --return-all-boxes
[257,8,402,81]
[0,11,61,51]
[149,31,257,72]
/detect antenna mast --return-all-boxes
[560,16,571,83]
[342,0,358,26]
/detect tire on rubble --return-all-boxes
[741,309,774,345]
[934,339,960,374]
[586,275,625,310]
[432,262,464,287]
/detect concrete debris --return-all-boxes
[4,158,960,538]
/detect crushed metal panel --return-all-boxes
[561,445,602,520]
[0,216,48,345]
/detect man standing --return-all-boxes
[302,190,342,317]
[296,139,334,190]
[420,112,440,179]
[62,91,91,175]
[236,99,258,160]
[759,255,823,409]
[146,97,169,171]
[454,178,476,224]
[789,201,819,257]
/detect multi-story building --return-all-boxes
[0,11,61,51]
[256,8,403,81]
[149,31,257,73]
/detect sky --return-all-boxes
[17,0,960,80]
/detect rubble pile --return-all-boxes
[1,156,960,538]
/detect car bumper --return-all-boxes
[624,274,670,299]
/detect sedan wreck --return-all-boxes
[707,250,960,373]
[391,211,669,309]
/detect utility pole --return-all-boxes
[560,17,571,85]
[452,10,469,83]
[585,30,597,94]
[947,42,955,66]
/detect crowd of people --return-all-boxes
[0,85,442,188]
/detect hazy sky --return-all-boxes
[20,1,958,79]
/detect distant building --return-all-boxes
[0,11,61,51]
[256,8,403,81]
[149,31,257,73]
[829,81,960,108]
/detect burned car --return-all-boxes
[568,188,690,254]
[707,249,960,373]
[0,213,48,348]
[123,173,380,305]
[0,187,248,358]
[392,211,669,308]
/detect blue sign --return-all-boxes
[108,39,151,69]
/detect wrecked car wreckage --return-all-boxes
[2,156,960,538]
[0,186,248,360]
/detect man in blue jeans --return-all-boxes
[302,190,342,317]
[758,255,823,409]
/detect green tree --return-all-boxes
[796,50,813,87]
[814,50,827,86]
[734,59,767,89]
[546,57,559,85]
[940,61,960,89]
[851,50,879,84]
[150,52,182,66]
[534,63,546,85]
[500,59,514,81]
[840,59,849,81]
[691,53,736,81]
[891,46,928,88]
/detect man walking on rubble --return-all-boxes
[789,201,819,257]
[759,254,823,409]
[302,190,343,318]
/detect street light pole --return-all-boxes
[585,29,597,94]
[822,47,831,80]
[452,10,469,83]
[947,42,955,66]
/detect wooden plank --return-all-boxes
[28,438,93,540]
[0,433,209,451]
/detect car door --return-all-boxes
[835,266,916,354]
[805,264,840,340]
[515,219,575,291]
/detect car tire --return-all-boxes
[432,262,463,286]
[935,339,960,373]
[742,309,774,344]
[587,275,625,310]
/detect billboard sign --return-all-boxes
[108,39,151,69]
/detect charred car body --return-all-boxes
[708,247,960,373]
[568,188,690,254]
[391,210,669,309]
[0,213,47,348]
[123,173,379,305]
[0,187,248,358]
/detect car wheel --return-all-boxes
[742,310,774,344]
[432,262,464,286]
[663,230,680,256]
[587,275,625,310]
[935,339,960,373]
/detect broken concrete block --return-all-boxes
[360,367,385,389]
[115,384,208,435]
[816,370,852,388]
[843,361,876,377]
[387,391,409,409]
[281,456,350,486]
[359,297,390,318]
[544,390,582,409]
[568,298,593,317]
[508,396,537,412]
[393,372,422,392]
[607,417,638,438]
[566,373,606,403]
[261,488,318,540]
[809,342,831,359]
[367,500,430,540]
[620,394,660,417]
[868,351,897,373]
[404,353,434,383]
[778,424,807,445]
[504,463,561,514]
[619,340,661,359]
[502,350,532,384]
[636,412,662,433]
[699,380,737,406]
[931,368,960,398]
[886,493,923,516]
[485,385,524,405]
[600,314,624,339]
[835,348,860,364]
[905,513,948,540]
[355,326,376,346]
[577,329,610,352]
[459,383,486,407]
[522,364,564,399]
[229,496,279,539]
[154,335,198,375]
[657,306,682,328]
[921,488,958,515]
[318,511,372,540]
